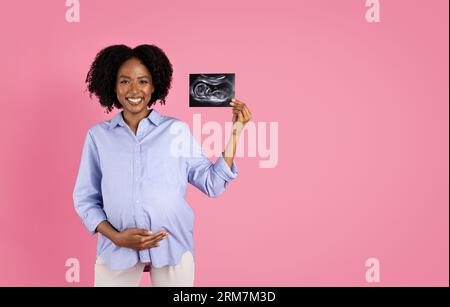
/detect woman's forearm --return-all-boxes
[95,220,120,243]
[223,122,244,168]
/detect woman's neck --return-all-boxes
[122,108,152,134]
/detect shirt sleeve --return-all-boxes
[184,124,238,198]
[73,129,107,235]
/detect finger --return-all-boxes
[237,110,245,122]
[230,99,244,107]
[139,235,155,243]
[149,232,168,240]
[141,239,159,248]
[147,230,167,237]
[140,238,164,249]
[242,104,251,114]
[138,231,165,241]
[140,229,152,235]
[138,231,167,241]
[143,236,167,249]
[242,107,251,120]
[241,104,251,118]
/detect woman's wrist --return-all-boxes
[111,231,122,245]
[96,220,121,245]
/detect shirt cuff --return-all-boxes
[83,208,107,235]
[213,154,238,182]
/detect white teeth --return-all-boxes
[127,98,142,104]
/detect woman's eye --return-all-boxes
[120,80,128,84]
[140,80,148,84]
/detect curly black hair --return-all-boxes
[85,44,173,113]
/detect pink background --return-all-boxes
[0,0,448,286]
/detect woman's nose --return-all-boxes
[129,81,139,92]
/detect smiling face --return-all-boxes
[115,57,155,117]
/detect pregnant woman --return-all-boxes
[73,44,252,287]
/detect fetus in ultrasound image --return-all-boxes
[189,73,235,107]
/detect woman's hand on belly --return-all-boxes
[113,228,168,250]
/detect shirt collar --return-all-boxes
[109,108,164,129]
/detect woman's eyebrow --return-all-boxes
[118,75,150,79]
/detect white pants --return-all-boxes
[94,250,195,287]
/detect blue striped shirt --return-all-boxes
[73,109,238,270]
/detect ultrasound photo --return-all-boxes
[189,73,235,107]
